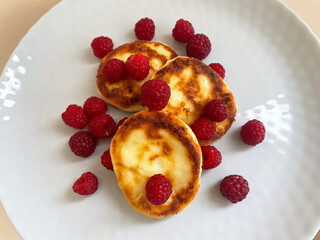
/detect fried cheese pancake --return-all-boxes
[152,56,237,146]
[110,110,202,218]
[96,41,178,112]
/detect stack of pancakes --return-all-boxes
[96,41,237,218]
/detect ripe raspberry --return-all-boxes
[134,17,155,41]
[102,58,126,83]
[141,79,171,111]
[146,174,172,205]
[91,36,114,58]
[112,117,128,136]
[240,119,266,146]
[125,54,150,81]
[62,104,88,129]
[201,146,222,169]
[186,33,212,60]
[69,131,96,157]
[220,175,249,203]
[191,118,216,140]
[72,172,98,195]
[88,114,116,138]
[209,63,226,79]
[83,96,107,118]
[101,149,113,171]
[172,19,195,43]
[203,99,228,122]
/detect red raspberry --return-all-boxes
[141,79,171,111]
[209,63,225,79]
[88,114,116,138]
[83,96,107,119]
[91,36,114,58]
[72,172,98,195]
[172,19,195,43]
[62,104,88,129]
[69,131,96,157]
[203,99,228,122]
[146,174,172,205]
[201,146,222,169]
[220,175,249,203]
[186,33,212,60]
[102,58,126,83]
[101,149,113,171]
[112,117,128,136]
[134,17,155,41]
[125,54,150,81]
[191,118,216,140]
[240,119,266,146]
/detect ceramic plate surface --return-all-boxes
[1,0,320,239]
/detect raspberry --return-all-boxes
[69,131,96,157]
[141,79,171,111]
[72,172,98,195]
[62,104,88,129]
[83,96,107,118]
[101,149,113,171]
[91,36,114,58]
[146,174,172,205]
[240,119,266,146]
[209,63,225,79]
[88,114,116,138]
[172,19,195,43]
[203,99,228,122]
[186,33,212,60]
[134,17,155,41]
[112,117,128,136]
[201,146,222,169]
[102,58,126,83]
[191,118,216,140]
[220,175,249,203]
[125,54,150,81]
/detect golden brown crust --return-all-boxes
[96,41,178,112]
[110,111,202,218]
[152,57,238,146]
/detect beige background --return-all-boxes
[0,0,319,239]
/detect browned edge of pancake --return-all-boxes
[153,57,237,146]
[111,110,202,218]
[96,41,178,111]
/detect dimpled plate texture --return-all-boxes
[0,0,320,239]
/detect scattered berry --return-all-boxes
[83,96,107,118]
[125,54,150,81]
[220,175,249,203]
[62,104,88,129]
[101,149,113,171]
[112,117,128,135]
[186,33,212,60]
[69,131,96,157]
[191,118,216,140]
[72,172,98,195]
[240,119,266,146]
[141,79,171,111]
[146,174,172,205]
[88,114,116,138]
[201,146,222,169]
[91,36,114,58]
[134,17,155,41]
[172,19,195,43]
[103,58,126,83]
[209,63,225,79]
[203,99,228,122]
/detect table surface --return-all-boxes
[0,0,319,239]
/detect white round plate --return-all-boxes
[1,0,320,239]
